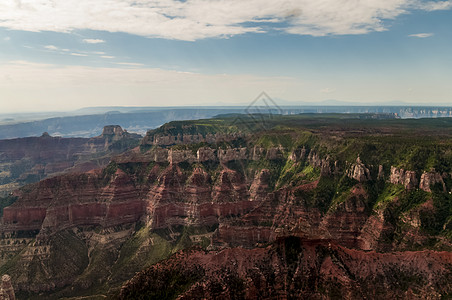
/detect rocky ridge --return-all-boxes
[120,236,452,300]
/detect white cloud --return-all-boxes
[44,45,110,57]
[409,33,434,38]
[70,52,88,57]
[116,62,145,67]
[83,38,105,44]
[44,45,59,50]
[3,36,10,41]
[0,0,450,41]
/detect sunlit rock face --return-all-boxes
[0,275,15,300]
[419,171,446,192]
[390,166,418,190]
[348,156,371,182]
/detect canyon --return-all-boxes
[0,125,141,196]
[0,114,451,299]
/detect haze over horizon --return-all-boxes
[1,0,452,113]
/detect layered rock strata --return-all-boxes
[3,146,451,250]
[120,237,452,300]
[142,132,245,147]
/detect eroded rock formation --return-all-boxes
[419,171,446,192]
[347,156,371,182]
[0,275,15,300]
[390,166,418,189]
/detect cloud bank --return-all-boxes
[0,0,451,41]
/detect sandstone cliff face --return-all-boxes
[142,132,245,147]
[360,208,394,251]
[390,166,418,189]
[347,156,371,182]
[0,275,15,300]
[2,169,144,235]
[378,164,384,179]
[289,146,307,162]
[419,171,446,192]
[307,151,332,175]
[142,165,261,231]
[119,145,290,166]
[168,149,197,164]
[218,148,248,163]
[1,161,266,237]
[101,125,125,137]
[389,167,449,192]
[251,146,265,160]
[197,147,216,162]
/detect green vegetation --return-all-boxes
[373,184,405,210]
[421,185,452,234]
[117,161,160,185]
[150,117,242,136]
[110,224,216,289]
[101,161,118,185]
[1,230,89,291]
[395,190,429,216]
[255,133,294,148]
[311,177,337,213]
[110,226,173,284]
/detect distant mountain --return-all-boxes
[0,109,245,139]
[2,105,452,140]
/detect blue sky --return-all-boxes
[0,0,452,112]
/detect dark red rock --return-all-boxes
[119,237,452,299]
